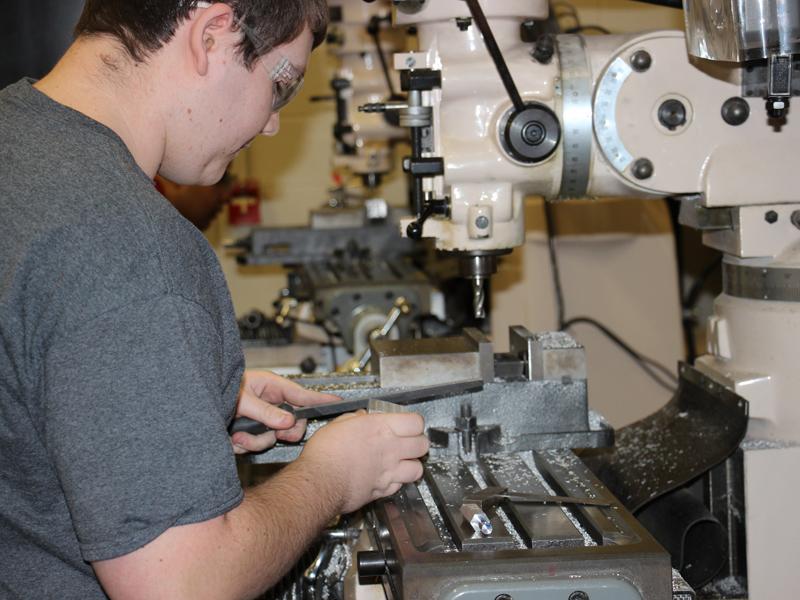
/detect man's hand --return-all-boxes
[231,371,339,454]
[299,412,430,514]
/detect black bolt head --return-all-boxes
[455,17,472,31]
[632,158,654,180]
[765,210,779,224]
[569,592,590,600]
[630,50,652,72]
[791,210,800,229]
[658,99,687,130]
[721,97,750,126]
[532,34,556,64]
[494,595,513,600]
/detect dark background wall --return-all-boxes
[1,0,85,88]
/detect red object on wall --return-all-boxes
[227,180,262,226]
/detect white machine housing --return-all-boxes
[388,0,800,598]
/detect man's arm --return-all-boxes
[93,412,429,600]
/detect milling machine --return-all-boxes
[356,0,796,597]
[248,0,800,598]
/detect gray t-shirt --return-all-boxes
[0,80,245,598]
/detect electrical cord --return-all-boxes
[551,1,611,36]
[543,202,679,393]
[564,25,611,34]
[563,317,679,392]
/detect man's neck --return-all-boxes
[35,38,166,179]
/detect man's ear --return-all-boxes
[189,3,237,77]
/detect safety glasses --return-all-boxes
[194,2,304,112]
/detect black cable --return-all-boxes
[367,16,397,98]
[544,201,567,330]
[684,256,722,312]
[563,317,679,392]
[565,25,611,34]
[544,202,679,393]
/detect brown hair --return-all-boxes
[75,1,329,68]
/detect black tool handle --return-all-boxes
[229,403,297,436]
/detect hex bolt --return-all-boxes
[475,216,490,230]
[765,210,779,224]
[630,50,652,72]
[569,592,590,600]
[721,97,750,126]
[632,158,654,180]
[791,210,800,230]
[658,99,687,130]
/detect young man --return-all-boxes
[0,2,429,599]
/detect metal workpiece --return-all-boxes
[370,327,495,389]
[361,450,674,600]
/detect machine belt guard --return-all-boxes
[581,363,749,513]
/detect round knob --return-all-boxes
[501,103,561,164]
[406,221,424,240]
[721,97,750,126]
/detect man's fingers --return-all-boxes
[243,370,340,408]
[378,482,403,499]
[381,413,425,437]
[393,459,424,484]
[280,381,339,408]
[239,391,296,430]
[397,434,430,460]
[275,419,307,443]
[231,431,277,454]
